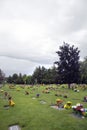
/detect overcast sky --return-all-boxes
[0,0,87,76]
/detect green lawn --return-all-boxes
[0,84,87,130]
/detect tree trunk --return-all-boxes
[68,83,71,89]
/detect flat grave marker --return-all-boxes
[9,125,21,130]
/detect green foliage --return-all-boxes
[32,66,46,84]
[32,66,58,84]
[80,57,87,83]
[7,73,32,84]
[55,42,80,85]
[0,69,5,83]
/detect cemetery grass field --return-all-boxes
[0,84,87,130]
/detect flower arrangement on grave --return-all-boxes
[36,93,40,98]
[74,89,79,92]
[25,91,29,95]
[82,108,87,117]
[4,91,8,99]
[16,88,20,91]
[0,89,4,92]
[8,97,15,106]
[72,103,87,117]
[43,87,50,93]
[56,99,63,108]
[64,101,72,109]
[83,96,87,102]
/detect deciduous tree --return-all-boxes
[55,42,80,88]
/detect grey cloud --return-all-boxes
[48,0,87,38]
[0,54,56,65]
[0,0,87,76]
[0,56,37,76]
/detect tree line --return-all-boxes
[0,42,87,85]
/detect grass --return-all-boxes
[0,84,87,130]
